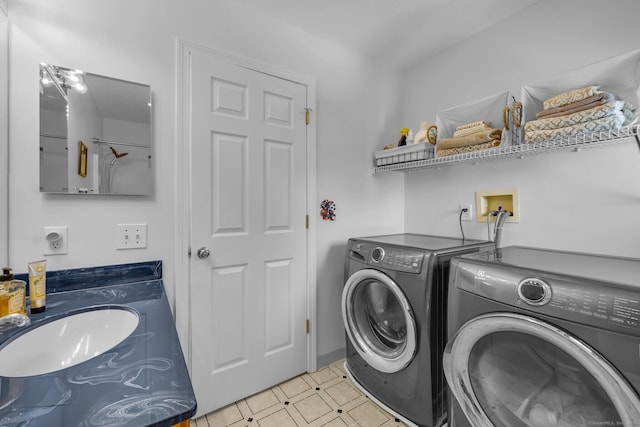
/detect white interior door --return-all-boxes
[187,48,309,416]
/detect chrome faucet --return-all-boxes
[0,313,31,331]
[493,210,510,249]
[486,209,510,249]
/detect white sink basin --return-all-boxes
[0,307,139,377]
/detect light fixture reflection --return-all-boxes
[40,63,89,95]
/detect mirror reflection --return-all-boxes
[39,64,152,195]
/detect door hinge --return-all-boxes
[305,214,309,229]
[188,247,192,258]
[306,319,310,334]
[304,108,312,125]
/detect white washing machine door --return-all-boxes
[443,312,640,427]
[342,269,417,373]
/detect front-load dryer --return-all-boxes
[445,246,640,427]
[342,234,494,427]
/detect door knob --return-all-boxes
[197,247,211,259]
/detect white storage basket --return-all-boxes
[375,142,434,166]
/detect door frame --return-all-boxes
[174,39,318,374]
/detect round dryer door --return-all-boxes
[443,312,640,427]
[342,269,417,373]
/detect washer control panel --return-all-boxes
[454,260,640,334]
[518,278,552,306]
[548,285,640,328]
[351,243,424,274]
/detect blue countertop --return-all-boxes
[0,270,196,426]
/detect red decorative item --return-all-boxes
[320,200,336,221]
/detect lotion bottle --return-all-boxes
[28,260,47,313]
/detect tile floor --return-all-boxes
[192,359,408,427]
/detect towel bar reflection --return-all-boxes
[92,137,151,149]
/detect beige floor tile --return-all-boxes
[294,393,333,423]
[256,408,298,427]
[195,359,407,427]
[235,399,252,419]
[347,401,392,426]
[308,367,339,385]
[320,417,349,427]
[192,416,208,427]
[245,388,282,414]
[324,381,362,406]
[329,360,347,376]
[280,375,313,398]
[205,403,243,426]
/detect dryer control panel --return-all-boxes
[350,243,424,274]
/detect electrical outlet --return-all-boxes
[116,224,147,250]
[459,204,473,222]
[43,226,68,255]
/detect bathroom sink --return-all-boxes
[0,307,139,377]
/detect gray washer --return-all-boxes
[445,246,640,427]
[342,234,493,427]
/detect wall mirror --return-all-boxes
[39,63,152,195]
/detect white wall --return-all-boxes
[401,0,640,258]
[0,8,7,264]
[7,0,404,362]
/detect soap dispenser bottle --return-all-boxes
[0,268,27,317]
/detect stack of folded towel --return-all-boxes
[524,86,637,143]
[436,121,502,157]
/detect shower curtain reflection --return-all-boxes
[98,144,129,193]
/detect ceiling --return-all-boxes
[238,0,541,69]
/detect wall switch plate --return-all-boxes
[116,224,147,250]
[43,226,68,255]
[459,204,473,222]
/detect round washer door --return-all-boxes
[443,312,640,427]
[342,268,417,373]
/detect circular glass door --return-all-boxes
[342,269,417,373]
[443,313,640,427]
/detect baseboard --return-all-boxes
[317,347,345,369]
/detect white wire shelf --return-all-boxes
[371,125,640,174]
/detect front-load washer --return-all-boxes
[342,234,494,427]
[444,246,640,427]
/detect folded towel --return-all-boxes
[524,113,626,143]
[455,120,490,131]
[437,139,501,157]
[543,86,600,110]
[526,101,628,132]
[453,121,492,138]
[536,92,615,119]
[438,128,502,150]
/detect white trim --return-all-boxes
[174,39,318,373]
[0,12,8,267]
[173,39,193,365]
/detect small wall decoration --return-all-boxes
[78,140,87,177]
[320,199,336,221]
